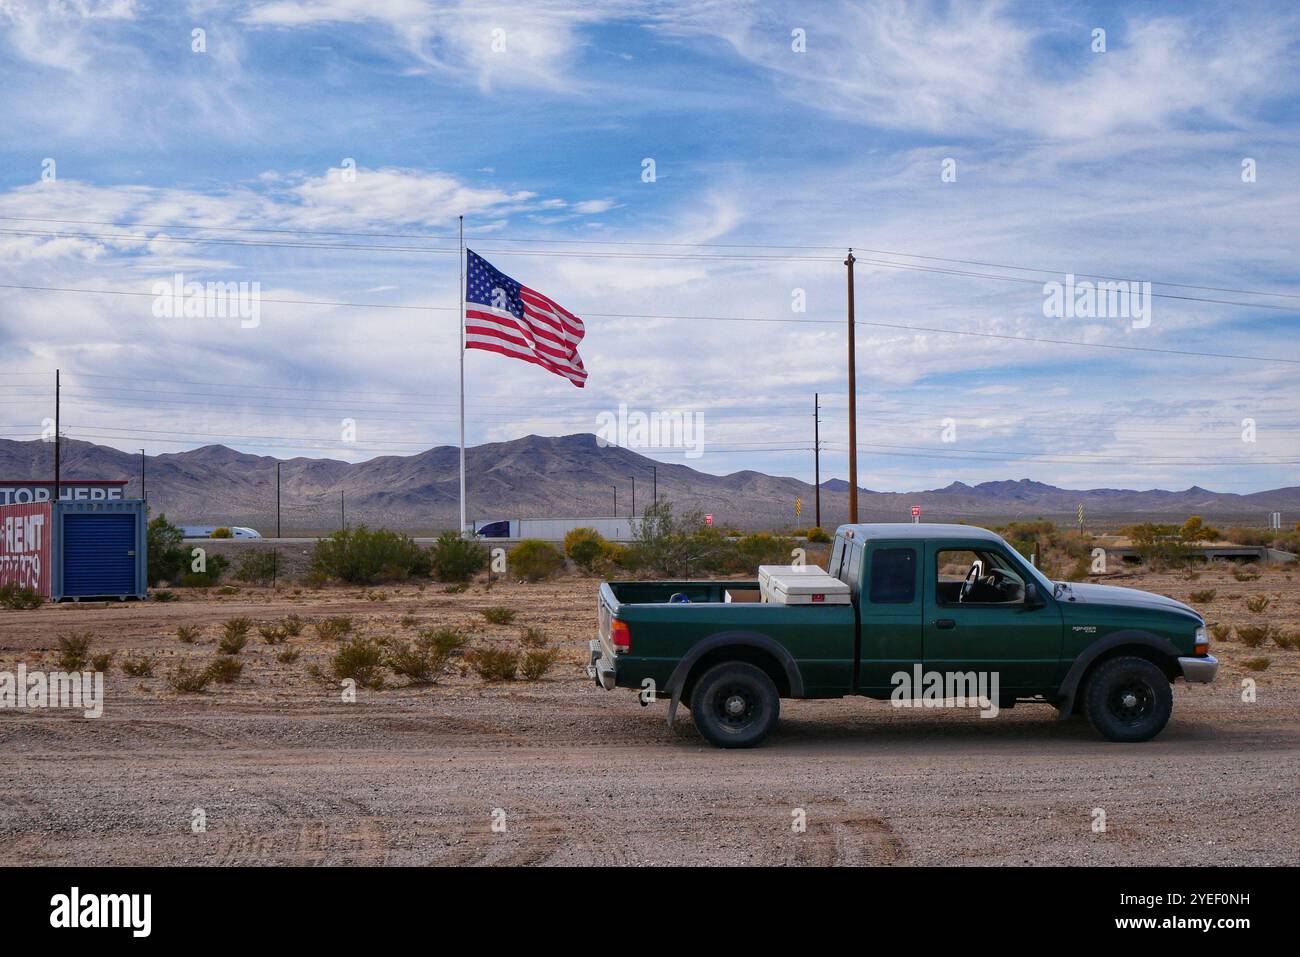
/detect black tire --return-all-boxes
[688,661,780,748]
[1083,656,1173,742]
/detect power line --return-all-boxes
[4,213,1298,303]
[1,281,1295,365]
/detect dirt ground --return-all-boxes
[1,562,1297,866]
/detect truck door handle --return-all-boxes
[933,619,956,630]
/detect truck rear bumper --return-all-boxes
[1178,654,1218,683]
[587,638,616,690]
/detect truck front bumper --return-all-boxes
[587,638,617,691]
[1178,654,1219,683]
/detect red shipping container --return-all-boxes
[0,501,52,597]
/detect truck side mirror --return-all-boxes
[1024,582,1045,609]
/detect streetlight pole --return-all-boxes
[140,449,146,502]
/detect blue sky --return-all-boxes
[0,0,1298,495]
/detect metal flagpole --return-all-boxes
[458,215,467,536]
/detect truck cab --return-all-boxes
[589,523,1217,748]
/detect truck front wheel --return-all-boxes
[689,662,780,748]
[1083,656,1173,743]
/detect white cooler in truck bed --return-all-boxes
[756,565,851,605]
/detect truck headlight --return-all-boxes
[1194,625,1209,656]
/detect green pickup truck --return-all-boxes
[587,523,1218,748]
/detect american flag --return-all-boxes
[464,249,588,387]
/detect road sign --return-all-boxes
[705,514,713,526]
[911,505,920,522]
[1077,503,1085,531]
[795,497,802,518]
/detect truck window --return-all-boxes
[868,547,917,604]
[829,537,845,577]
[843,540,863,592]
[935,547,1025,605]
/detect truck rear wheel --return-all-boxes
[689,662,780,748]
[1083,656,1173,743]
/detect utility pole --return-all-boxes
[612,484,617,517]
[814,392,821,529]
[631,476,636,518]
[53,369,60,504]
[139,450,146,501]
[276,462,282,538]
[845,248,859,523]
[340,490,345,531]
[652,466,657,507]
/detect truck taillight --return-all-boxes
[610,619,632,653]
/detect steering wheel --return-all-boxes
[959,559,985,603]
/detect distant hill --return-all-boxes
[2,433,1296,533]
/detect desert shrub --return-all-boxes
[466,646,519,681]
[387,628,467,683]
[259,624,287,645]
[147,514,187,585]
[1210,623,1232,642]
[55,632,93,670]
[1241,656,1270,672]
[179,553,230,588]
[1179,516,1220,543]
[276,647,301,664]
[315,616,353,640]
[234,550,279,585]
[168,662,211,693]
[519,626,548,648]
[601,541,636,570]
[219,617,251,653]
[121,654,155,677]
[1225,527,1273,547]
[91,652,114,672]
[399,614,417,628]
[176,625,201,643]
[206,656,244,684]
[331,637,386,689]
[1237,624,1276,648]
[444,582,468,594]
[210,527,233,539]
[151,589,177,602]
[520,647,559,681]
[1231,565,1260,582]
[631,501,731,576]
[563,527,606,571]
[508,539,564,581]
[429,531,487,583]
[1189,589,1217,603]
[1121,522,1192,567]
[1244,595,1271,614]
[309,525,431,585]
[280,614,304,637]
[805,526,832,544]
[1274,632,1299,651]
[0,582,43,609]
[481,606,517,625]
[730,532,797,571]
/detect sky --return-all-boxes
[0,0,1297,495]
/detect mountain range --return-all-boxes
[1,433,1296,533]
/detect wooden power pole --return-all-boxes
[845,249,858,523]
[813,392,821,529]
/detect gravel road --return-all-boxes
[2,569,1296,866]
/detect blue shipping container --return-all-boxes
[51,499,148,601]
